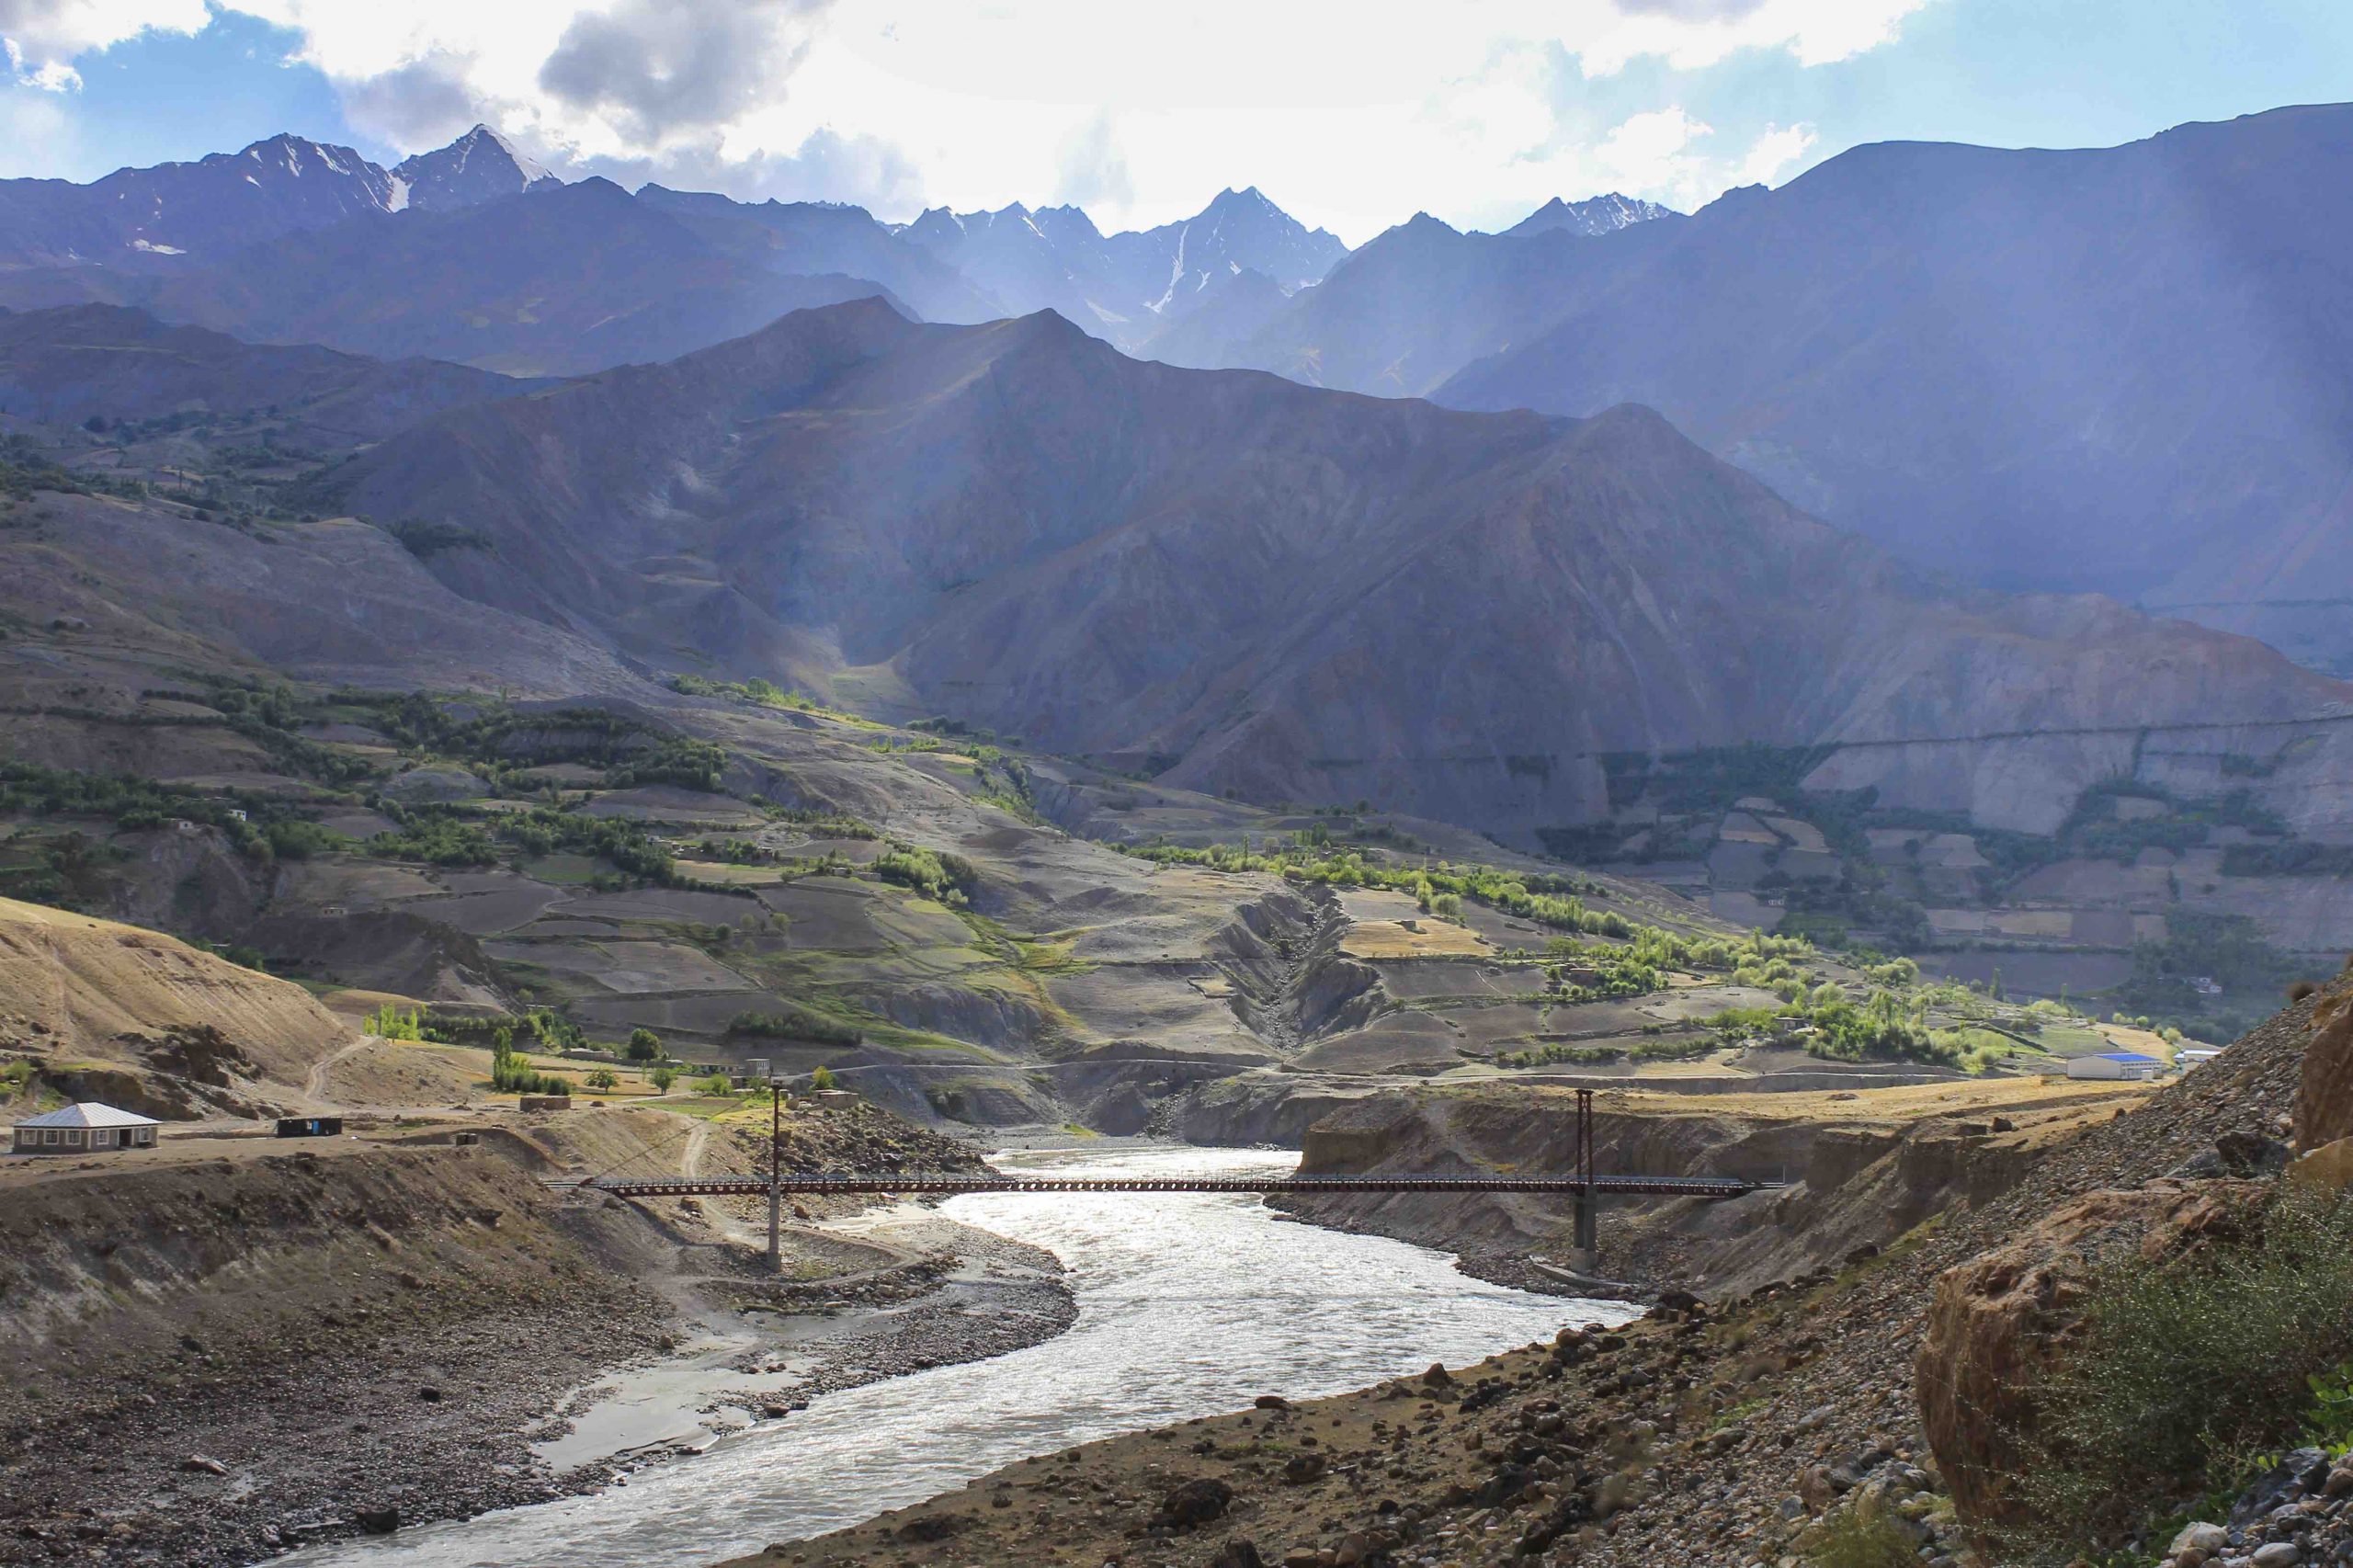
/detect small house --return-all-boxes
[2065,1051,2165,1082]
[275,1116,344,1138]
[11,1102,161,1154]
[2176,1047,2225,1071]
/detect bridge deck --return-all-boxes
[552,1173,1768,1199]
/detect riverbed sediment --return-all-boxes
[0,1106,1080,1568]
[266,1144,1623,1568]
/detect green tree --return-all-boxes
[810,1065,837,1091]
[585,1068,619,1090]
[699,1072,733,1096]
[649,1066,676,1094]
[626,1027,663,1062]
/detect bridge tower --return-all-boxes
[767,1079,783,1275]
[1573,1088,1597,1267]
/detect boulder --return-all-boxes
[2300,994,2353,1148]
[2288,1137,2353,1196]
[1207,1542,1267,1568]
[1915,1180,2265,1533]
[1153,1477,1234,1530]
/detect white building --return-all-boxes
[10,1102,162,1154]
[2065,1051,2165,1082]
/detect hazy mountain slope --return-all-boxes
[633,187,999,324]
[1,492,644,699]
[29,180,903,377]
[1199,211,1685,394]
[0,304,530,439]
[316,301,2353,838]
[1433,103,2353,667]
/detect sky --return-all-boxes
[3,0,2351,243]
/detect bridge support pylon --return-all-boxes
[767,1079,782,1276]
[1574,1087,1597,1268]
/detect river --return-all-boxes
[283,1143,1628,1568]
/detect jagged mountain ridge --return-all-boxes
[0,126,560,269]
[389,126,561,212]
[312,299,2353,841]
[1501,193,1677,237]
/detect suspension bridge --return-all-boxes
[549,1089,1773,1271]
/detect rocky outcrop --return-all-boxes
[1915,1179,2267,1533]
[2298,990,2353,1148]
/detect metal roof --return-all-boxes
[2095,1051,2162,1062]
[14,1102,162,1130]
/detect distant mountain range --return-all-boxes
[0,130,1377,369]
[301,298,2353,840]
[895,187,1348,353]
[0,125,1685,371]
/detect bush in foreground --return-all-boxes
[2006,1187,2353,1557]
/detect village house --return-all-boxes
[10,1102,161,1154]
[2064,1051,2165,1082]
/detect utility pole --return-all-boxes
[767,1078,782,1275]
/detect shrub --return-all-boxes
[872,845,979,905]
[699,1073,733,1096]
[626,1027,663,1061]
[811,1065,837,1091]
[1807,1494,1921,1568]
[2006,1188,2353,1555]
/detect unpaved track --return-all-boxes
[302,1033,375,1100]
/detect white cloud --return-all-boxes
[0,0,207,88]
[1736,120,1818,184]
[6,0,1931,236]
